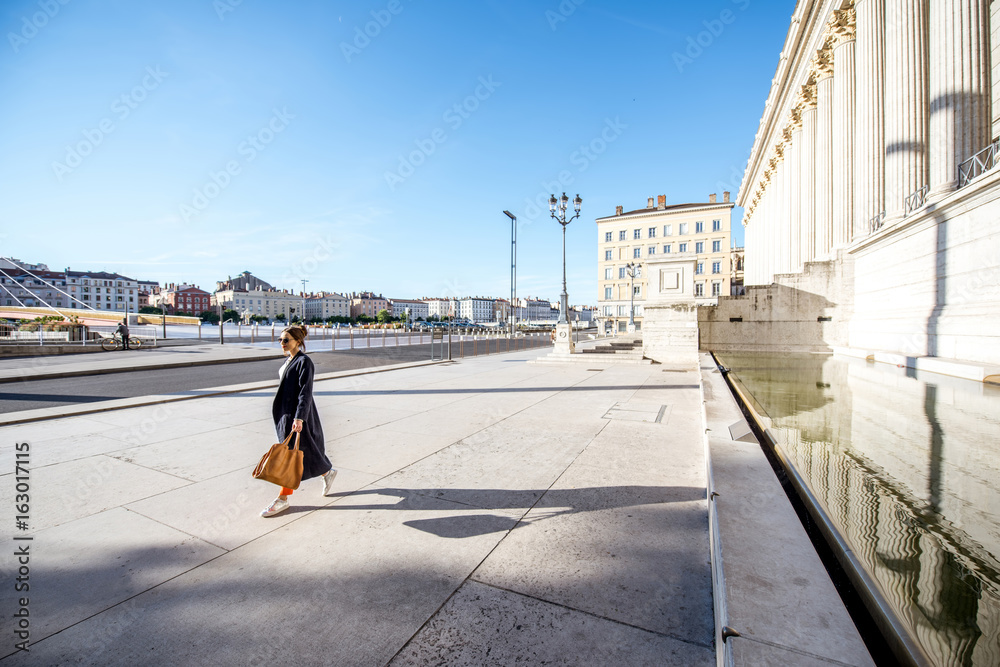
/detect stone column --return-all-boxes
[884,0,929,219]
[854,0,885,237]
[773,148,787,276]
[815,49,835,258]
[929,0,991,195]
[788,116,803,272]
[831,9,856,249]
[993,1,1000,140]
[799,82,818,265]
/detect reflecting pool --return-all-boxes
[718,352,1000,666]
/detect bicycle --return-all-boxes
[100,332,143,351]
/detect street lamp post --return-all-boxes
[626,261,641,330]
[503,210,517,336]
[548,192,582,325]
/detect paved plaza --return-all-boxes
[0,345,872,666]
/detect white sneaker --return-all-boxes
[261,497,290,517]
[322,469,338,496]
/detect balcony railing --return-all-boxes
[958,140,999,188]
[904,185,929,217]
[867,210,886,236]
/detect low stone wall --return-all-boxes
[699,251,853,353]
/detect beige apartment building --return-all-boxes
[595,193,734,333]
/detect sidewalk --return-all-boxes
[0,348,873,665]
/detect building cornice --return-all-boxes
[595,202,735,223]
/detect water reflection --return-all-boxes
[719,352,1000,667]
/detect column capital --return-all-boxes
[788,106,803,131]
[798,81,818,110]
[828,8,857,48]
[811,48,835,80]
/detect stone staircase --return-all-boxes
[531,335,652,365]
[580,336,650,363]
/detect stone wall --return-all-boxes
[848,169,1000,366]
[698,251,853,353]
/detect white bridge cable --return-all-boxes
[0,265,64,316]
[0,277,27,307]
[0,259,96,312]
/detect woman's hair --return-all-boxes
[282,324,308,351]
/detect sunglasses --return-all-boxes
[279,337,292,343]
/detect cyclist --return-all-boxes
[117,319,131,350]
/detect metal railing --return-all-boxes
[958,139,999,188]
[0,323,158,347]
[867,210,886,235]
[903,184,929,217]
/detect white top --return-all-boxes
[278,355,293,381]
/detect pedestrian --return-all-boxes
[261,324,337,517]
[117,319,131,350]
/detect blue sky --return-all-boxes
[1,0,794,305]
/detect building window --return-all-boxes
[605,268,612,280]
[618,305,627,316]
[712,261,721,274]
[633,248,641,258]
[695,242,704,254]
[619,267,626,279]
[605,250,613,260]
[604,287,612,299]
[712,282,722,296]
[713,219,721,231]
[619,230,626,241]
[633,229,641,239]
[712,240,721,253]
[605,231,613,242]
[664,244,671,253]
[696,221,704,233]
[695,283,704,297]
[648,246,655,255]
[679,243,688,252]
[663,224,672,236]
[633,285,641,296]
[696,263,704,274]
[648,227,656,238]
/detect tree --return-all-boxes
[222,309,240,323]
[356,314,373,324]
[200,311,218,324]
[275,313,287,323]
[376,309,393,324]
[139,306,163,315]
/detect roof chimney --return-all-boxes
[723,191,730,203]
[709,193,717,203]
[647,197,655,209]
[657,195,666,210]
[615,205,623,216]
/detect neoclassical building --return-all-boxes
[731,0,1000,367]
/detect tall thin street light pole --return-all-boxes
[503,210,516,336]
[549,192,582,325]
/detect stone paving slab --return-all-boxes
[0,348,874,665]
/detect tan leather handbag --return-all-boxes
[252,432,304,490]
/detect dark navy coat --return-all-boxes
[272,352,331,481]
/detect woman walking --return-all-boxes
[261,324,337,517]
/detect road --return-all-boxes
[0,340,551,413]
